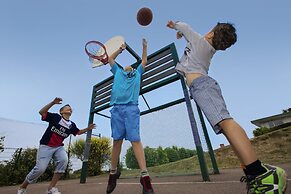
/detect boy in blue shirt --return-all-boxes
[106,39,154,194]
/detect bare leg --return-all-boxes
[48,173,62,190]
[111,140,123,170]
[131,141,147,171]
[219,119,257,165]
[20,180,29,189]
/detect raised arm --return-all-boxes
[39,97,62,117]
[167,20,200,43]
[108,43,126,67]
[141,38,147,68]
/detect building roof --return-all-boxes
[251,111,291,126]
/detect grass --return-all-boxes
[121,126,291,178]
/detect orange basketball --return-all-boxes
[136,7,153,26]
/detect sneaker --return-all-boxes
[106,171,121,193]
[46,187,61,194]
[240,164,287,194]
[17,188,27,194]
[140,176,154,194]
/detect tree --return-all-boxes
[282,108,291,113]
[156,146,169,165]
[164,147,180,162]
[125,146,139,169]
[178,147,196,159]
[178,147,188,159]
[69,137,111,176]
[0,136,4,153]
[144,146,158,167]
[125,146,196,169]
[186,149,196,158]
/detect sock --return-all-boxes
[110,169,117,174]
[240,164,248,175]
[140,170,149,177]
[245,160,267,177]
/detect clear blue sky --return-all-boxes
[0,0,291,151]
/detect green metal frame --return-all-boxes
[80,42,219,183]
[171,46,210,181]
[196,104,220,174]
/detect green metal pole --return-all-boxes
[196,105,220,174]
[80,113,94,183]
[65,135,72,178]
[180,77,210,181]
[80,85,96,184]
[171,43,209,181]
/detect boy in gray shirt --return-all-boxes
[167,20,287,194]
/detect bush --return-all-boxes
[253,127,270,137]
[69,137,111,176]
[0,148,55,186]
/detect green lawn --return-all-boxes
[121,126,291,178]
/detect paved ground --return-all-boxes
[2,163,290,194]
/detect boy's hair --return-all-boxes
[212,22,237,50]
[59,104,71,114]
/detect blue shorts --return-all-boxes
[189,76,232,134]
[110,104,141,142]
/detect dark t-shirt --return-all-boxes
[39,112,79,147]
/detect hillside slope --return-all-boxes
[124,126,291,177]
[215,126,291,168]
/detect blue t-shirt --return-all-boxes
[110,63,144,105]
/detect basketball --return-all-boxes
[136,7,153,26]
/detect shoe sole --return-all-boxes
[281,170,287,194]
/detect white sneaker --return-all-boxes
[17,188,27,194]
[46,187,61,194]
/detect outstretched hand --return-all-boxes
[167,20,175,29]
[88,123,96,131]
[119,43,126,51]
[52,97,62,105]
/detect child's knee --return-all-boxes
[36,163,48,174]
[131,141,142,147]
[113,140,123,145]
[59,157,68,167]
[55,158,68,173]
[218,118,234,129]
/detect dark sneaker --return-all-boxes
[240,164,287,194]
[106,171,121,193]
[140,176,154,194]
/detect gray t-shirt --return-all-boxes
[174,22,216,76]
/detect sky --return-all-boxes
[1,0,291,165]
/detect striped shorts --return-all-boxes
[189,76,232,134]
